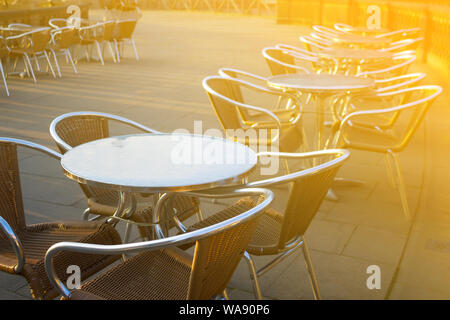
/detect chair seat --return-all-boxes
[342,124,401,152]
[183,199,284,255]
[0,221,121,299]
[67,247,192,300]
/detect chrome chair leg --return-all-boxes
[384,153,397,188]
[131,38,139,61]
[301,236,321,300]
[66,49,78,74]
[107,41,117,63]
[94,41,104,65]
[114,39,120,63]
[222,289,229,300]
[23,53,36,83]
[51,49,62,78]
[389,151,411,219]
[0,60,10,96]
[196,207,204,221]
[43,51,56,79]
[243,251,263,300]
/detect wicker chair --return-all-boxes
[262,47,313,76]
[0,137,122,300]
[48,26,79,77]
[203,75,304,155]
[6,27,56,83]
[113,19,139,62]
[49,111,201,239]
[45,188,274,300]
[332,85,442,219]
[178,149,349,299]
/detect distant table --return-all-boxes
[267,73,374,150]
[318,49,394,75]
[61,133,257,238]
[318,48,393,61]
[331,34,388,48]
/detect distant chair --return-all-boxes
[49,111,202,240]
[179,149,350,299]
[203,75,304,155]
[113,19,139,62]
[48,26,79,76]
[357,54,417,80]
[6,27,56,82]
[331,86,442,219]
[45,188,274,300]
[380,37,423,54]
[78,22,106,65]
[299,35,332,53]
[262,47,313,75]
[0,137,122,300]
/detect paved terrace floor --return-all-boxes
[0,10,449,300]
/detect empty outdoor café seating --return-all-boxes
[176,149,350,299]
[328,85,442,219]
[48,26,80,77]
[44,188,274,300]
[0,138,122,300]
[49,111,202,240]
[113,19,139,62]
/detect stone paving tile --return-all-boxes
[342,226,407,264]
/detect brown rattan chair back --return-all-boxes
[101,21,116,42]
[203,76,245,130]
[262,47,296,75]
[279,160,339,244]
[0,142,26,233]
[116,19,137,40]
[52,27,79,50]
[187,206,261,299]
[30,28,51,53]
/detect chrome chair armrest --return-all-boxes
[0,216,25,273]
[243,149,350,188]
[0,137,61,160]
[45,187,274,298]
[218,68,268,82]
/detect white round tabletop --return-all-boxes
[267,74,374,93]
[61,133,257,193]
[318,48,393,60]
[332,34,387,44]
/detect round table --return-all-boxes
[267,74,374,150]
[331,34,388,48]
[61,133,257,238]
[318,49,393,75]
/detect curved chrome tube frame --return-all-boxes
[45,187,274,298]
[49,111,162,152]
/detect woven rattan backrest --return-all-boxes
[53,115,111,200]
[31,29,51,53]
[204,77,244,130]
[117,20,136,40]
[54,28,78,49]
[263,48,296,76]
[278,159,342,247]
[102,21,116,41]
[0,142,26,234]
[187,207,260,299]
